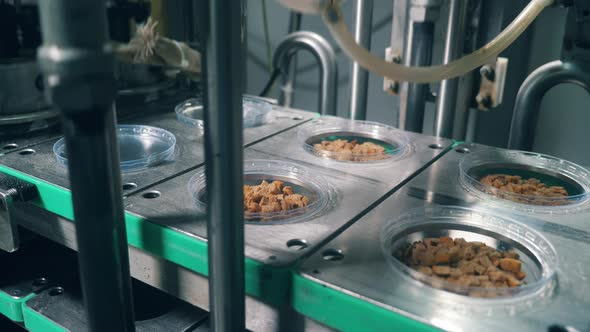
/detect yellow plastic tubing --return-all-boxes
[279,0,555,83]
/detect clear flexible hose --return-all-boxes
[278,0,555,83]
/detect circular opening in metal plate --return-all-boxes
[48,287,64,296]
[2,143,18,150]
[189,160,334,225]
[298,118,411,163]
[142,191,161,199]
[455,147,470,154]
[287,239,308,251]
[322,249,344,261]
[429,143,444,150]
[123,183,138,191]
[32,277,48,287]
[548,325,579,332]
[18,149,35,155]
[381,206,557,301]
[459,150,590,211]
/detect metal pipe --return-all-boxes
[349,0,374,120]
[508,60,590,150]
[273,31,338,115]
[202,0,245,331]
[280,11,303,108]
[36,1,134,331]
[434,0,468,138]
[404,22,434,132]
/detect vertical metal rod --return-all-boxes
[202,0,245,331]
[36,1,134,331]
[434,0,468,138]
[280,12,303,108]
[349,0,374,120]
[404,22,434,132]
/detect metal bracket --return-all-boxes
[0,173,38,253]
[383,47,402,95]
[475,57,508,110]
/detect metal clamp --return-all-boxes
[475,57,508,110]
[0,173,38,252]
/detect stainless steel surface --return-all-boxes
[413,144,590,231]
[433,0,468,138]
[125,147,391,267]
[249,122,451,184]
[273,32,338,116]
[202,0,246,328]
[508,60,590,151]
[349,0,373,121]
[0,106,313,196]
[297,144,590,332]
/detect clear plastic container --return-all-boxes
[188,159,335,224]
[53,125,176,173]
[297,117,411,163]
[459,150,590,214]
[175,96,272,129]
[380,206,558,304]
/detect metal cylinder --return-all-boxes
[36,1,134,331]
[280,11,303,108]
[202,0,246,331]
[404,22,434,132]
[508,60,590,151]
[349,0,374,120]
[274,31,338,115]
[434,0,468,138]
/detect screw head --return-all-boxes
[480,65,495,81]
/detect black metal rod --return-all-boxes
[202,0,246,331]
[36,1,134,331]
[405,22,434,133]
[508,60,590,150]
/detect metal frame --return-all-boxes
[201,0,246,330]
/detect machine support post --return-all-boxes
[202,0,246,330]
[349,0,374,120]
[434,0,468,138]
[36,1,135,331]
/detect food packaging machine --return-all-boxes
[1,0,590,331]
